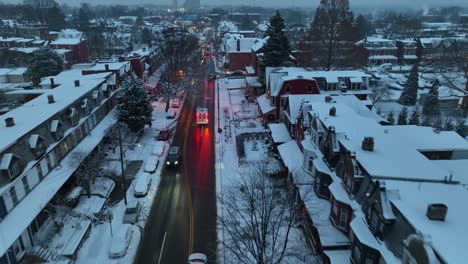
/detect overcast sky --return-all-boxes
[3,0,468,8]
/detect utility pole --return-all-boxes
[217,80,222,133]
[118,122,128,205]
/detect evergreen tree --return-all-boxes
[397,107,408,125]
[408,106,420,125]
[432,116,443,130]
[415,38,423,62]
[46,4,66,31]
[117,76,153,132]
[141,28,153,45]
[26,47,64,86]
[395,41,405,66]
[355,14,374,39]
[398,64,419,106]
[455,119,467,138]
[442,117,454,131]
[422,79,441,116]
[386,111,395,125]
[262,11,291,69]
[421,117,432,126]
[77,4,91,33]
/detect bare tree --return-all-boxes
[70,151,106,198]
[23,0,56,25]
[153,27,200,111]
[219,163,301,264]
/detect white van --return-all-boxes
[152,141,165,157]
[134,173,152,197]
[144,157,159,174]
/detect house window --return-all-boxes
[22,177,30,193]
[369,207,384,239]
[339,208,348,228]
[332,200,338,217]
[69,108,79,126]
[281,98,287,108]
[37,166,44,180]
[308,158,314,173]
[285,85,291,93]
[10,159,23,179]
[10,187,18,205]
[307,85,313,92]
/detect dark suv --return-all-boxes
[166,146,181,167]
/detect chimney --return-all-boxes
[50,78,55,88]
[329,107,336,116]
[325,96,333,103]
[426,203,447,221]
[5,117,14,127]
[237,39,240,51]
[47,94,55,104]
[362,137,374,151]
[105,64,110,71]
[142,47,147,52]
[74,80,80,87]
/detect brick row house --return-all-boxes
[0,71,123,264]
[272,94,468,263]
[222,34,267,75]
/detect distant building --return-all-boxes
[183,0,200,11]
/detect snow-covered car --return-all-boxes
[144,157,159,174]
[170,98,180,108]
[109,226,134,258]
[123,201,141,224]
[187,253,208,264]
[152,141,166,157]
[134,173,152,197]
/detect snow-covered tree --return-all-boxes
[408,106,420,125]
[442,117,454,131]
[386,111,395,125]
[398,64,419,106]
[26,47,64,86]
[455,119,467,138]
[415,38,423,62]
[422,79,441,117]
[397,107,408,125]
[262,11,291,69]
[117,75,153,132]
[421,117,432,126]
[70,151,105,198]
[219,164,302,263]
[396,41,405,66]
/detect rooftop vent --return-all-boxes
[297,75,303,79]
[362,137,374,151]
[325,96,333,103]
[47,94,55,104]
[5,117,14,127]
[50,78,55,88]
[426,203,447,221]
[74,80,80,87]
[329,107,336,116]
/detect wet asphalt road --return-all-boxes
[134,59,217,264]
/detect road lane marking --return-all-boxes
[157,232,167,264]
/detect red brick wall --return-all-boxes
[274,79,320,119]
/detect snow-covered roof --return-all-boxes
[310,102,450,182]
[386,126,468,152]
[39,70,112,86]
[268,123,292,144]
[277,140,303,172]
[50,38,82,45]
[88,61,130,72]
[0,78,105,153]
[324,250,351,263]
[0,153,13,170]
[257,94,275,114]
[245,66,255,74]
[226,37,261,53]
[28,134,40,149]
[431,160,468,184]
[245,77,261,87]
[350,217,399,263]
[0,110,117,257]
[369,55,398,60]
[8,47,38,54]
[256,22,269,32]
[0,68,27,77]
[251,37,268,52]
[57,28,84,39]
[386,180,468,264]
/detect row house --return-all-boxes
[355,37,417,65]
[293,95,468,263]
[222,33,267,74]
[49,38,89,65]
[124,47,156,80]
[82,61,132,84]
[258,67,372,122]
[0,74,120,264]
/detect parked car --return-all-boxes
[134,173,152,197]
[170,98,180,108]
[157,128,171,141]
[152,141,166,157]
[187,253,208,264]
[166,146,181,168]
[143,156,159,174]
[109,226,134,258]
[123,201,141,224]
